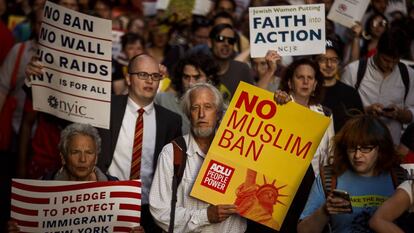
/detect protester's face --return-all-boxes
[124,41,144,59]
[190,88,218,138]
[152,28,169,48]
[214,17,233,26]
[62,134,97,181]
[251,57,268,77]
[94,0,111,19]
[182,65,208,92]
[129,18,145,36]
[59,0,79,11]
[371,0,388,14]
[317,49,339,79]
[212,28,235,60]
[192,27,210,46]
[347,145,378,176]
[217,0,235,14]
[375,53,399,74]
[126,56,160,105]
[289,64,317,100]
[370,16,387,37]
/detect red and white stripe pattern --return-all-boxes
[11,179,141,233]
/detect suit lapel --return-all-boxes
[111,95,128,157]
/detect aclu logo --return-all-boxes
[47,95,87,116]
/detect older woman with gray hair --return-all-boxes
[49,122,117,181]
[8,123,148,233]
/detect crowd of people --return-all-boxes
[1,0,414,232]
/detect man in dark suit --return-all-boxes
[98,54,182,233]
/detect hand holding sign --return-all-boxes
[265,50,281,76]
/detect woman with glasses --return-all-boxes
[350,12,388,61]
[297,115,401,233]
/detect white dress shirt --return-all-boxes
[149,134,246,233]
[309,104,335,176]
[108,97,156,204]
[342,58,414,144]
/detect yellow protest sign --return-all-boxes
[8,15,26,31]
[190,82,330,230]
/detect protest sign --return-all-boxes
[7,15,26,31]
[249,4,325,58]
[32,1,112,129]
[111,30,124,60]
[11,179,141,233]
[327,0,370,28]
[190,82,330,230]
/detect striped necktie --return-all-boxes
[130,108,144,180]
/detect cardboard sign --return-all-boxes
[32,1,112,129]
[327,0,370,28]
[190,82,330,230]
[11,179,141,233]
[249,4,325,57]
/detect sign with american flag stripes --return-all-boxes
[11,179,141,233]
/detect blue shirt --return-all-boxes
[300,170,395,233]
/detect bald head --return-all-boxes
[126,54,161,107]
[128,54,159,74]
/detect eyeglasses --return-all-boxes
[347,145,377,154]
[318,57,340,64]
[372,19,387,28]
[215,35,236,45]
[129,71,162,81]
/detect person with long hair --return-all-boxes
[297,115,401,233]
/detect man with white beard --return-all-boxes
[149,83,246,233]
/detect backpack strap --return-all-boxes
[320,165,337,197]
[322,106,332,117]
[168,136,187,233]
[355,58,368,91]
[390,166,408,189]
[397,62,410,102]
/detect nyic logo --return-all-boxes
[47,95,87,116]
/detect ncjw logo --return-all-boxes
[48,95,87,116]
[201,160,235,193]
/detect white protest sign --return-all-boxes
[112,30,124,59]
[11,179,141,233]
[249,4,325,58]
[32,1,112,129]
[327,0,370,28]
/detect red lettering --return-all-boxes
[272,128,283,149]
[230,136,245,155]
[290,137,312,159]
[260,124,276,143]
[235,91,258,113]
[234,91,277,119]
[226,110,248,131]
[218,129,234,148]
[256,99,276,119]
